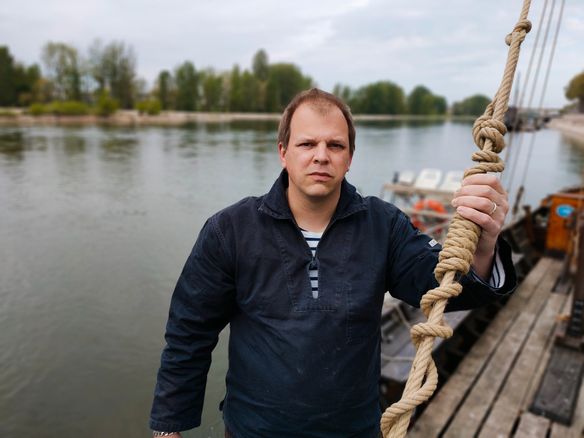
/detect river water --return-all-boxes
[0,121,583,437]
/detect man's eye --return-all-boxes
[330,143,344,149]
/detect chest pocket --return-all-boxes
[346,281,383,344]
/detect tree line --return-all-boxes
[0,41,499,116]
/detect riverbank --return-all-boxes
[0,109,474,126]
[548,114,584,143]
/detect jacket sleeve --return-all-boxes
[150,215,236,432]
[386,210,517,311]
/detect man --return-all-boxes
[150,89,516,437]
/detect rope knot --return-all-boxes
[505,19,532,45]
[410,321,453,346]
[472,116,507,153]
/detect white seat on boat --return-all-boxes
[414,169,442,190]
[439,171,463,193]
[397,170,416,186]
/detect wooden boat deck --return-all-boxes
[409,257,584,438]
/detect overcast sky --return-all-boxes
[1,0,581,108]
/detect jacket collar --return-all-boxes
[259,169,367,221]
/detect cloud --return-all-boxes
[0,0,580,107]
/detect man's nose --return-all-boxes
[313,141,329,163]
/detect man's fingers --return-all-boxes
[452,195,509,216]
[454,184,508,208]
[460,174,505,195]
[455,205,501,236]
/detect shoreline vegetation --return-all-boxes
[1,109,583,144]
[0,109,477,126]
[3,42,582,132]
[1,43,498,123]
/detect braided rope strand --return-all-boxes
[380,2,532,436]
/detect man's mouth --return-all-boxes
[309,172,333,181]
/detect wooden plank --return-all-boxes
[442,259,562,438]
[550,367,584,438]
[408,257,555,438]
[522,293,574,412]
[530,346,584,425]
[514,412,550,438]
[478,292,568,437]
[552,290,584,438]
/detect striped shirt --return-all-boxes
[300,233,505,300]
[301,229,322,299]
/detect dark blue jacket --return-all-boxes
[150,170,516,436]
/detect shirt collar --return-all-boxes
[259,169,366,221]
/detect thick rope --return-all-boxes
[380,2,532,437]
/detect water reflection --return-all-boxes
[355,120,405,129]
[227,119,278,132]
[355,119,447,130]
[100,134,138,160]
[0,130,25,160]
[561,135,584,177]
[62,135,87,155]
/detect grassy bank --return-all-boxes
[0,108,476,126]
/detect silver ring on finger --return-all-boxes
[489,200,498,216]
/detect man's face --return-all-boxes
[279,102,352,204]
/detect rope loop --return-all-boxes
[505,19,532,45]
[472,116,507,153]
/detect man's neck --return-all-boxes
[287,186,341,233]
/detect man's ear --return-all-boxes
[278,142,287,169]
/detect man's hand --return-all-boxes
[451,174,509,280]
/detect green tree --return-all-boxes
[41,42,82,101]
[0,47,17,105]
[252,49,269,81]
[407,85,446,115]
[332,83,352,104]
[157,70,173,110]
[200,69,224,111]
[95,90,119,116]
[452,94,491,116]
[229,65,244,111]
[88,40,137,108]
[14,64,42,106]
[565,71,584,113]
[265,63,313,112]
[433,95,447,115]
[350,81,406,115]
[241,70,263,112]
[174,61,198,111]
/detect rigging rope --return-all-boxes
[514,0,565,215]
[380,2,532,436]
[505,0,557,202]
[501,0,549,186]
